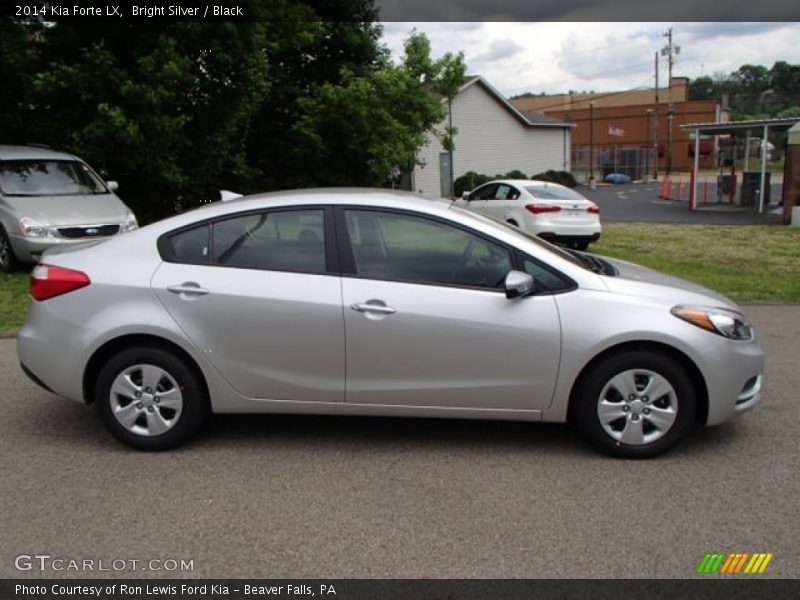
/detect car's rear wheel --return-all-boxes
[0,227,20,273]
[95,346,209,450]
[573,350,696,458]
[572,241,589,251]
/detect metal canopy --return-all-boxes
[680,117,800,215]
[680,117,800,136]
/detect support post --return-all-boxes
[758,124,768,214]
[690,129,700,210]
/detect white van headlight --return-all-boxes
[19,217,55,238]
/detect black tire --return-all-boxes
[572,241,590,251]
[573,350,696,458]
[95,346,209,450]
[506,220,519,227]
[0,226,20,273]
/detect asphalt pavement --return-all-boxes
[1,305,798,579]
[583,182,784,224]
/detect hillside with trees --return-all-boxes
[689,61,800,120]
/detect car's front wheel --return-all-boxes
[95,346,209,450]
[0,226,20,273]
[573,349,696,458]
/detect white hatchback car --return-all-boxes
[456,179,601,250]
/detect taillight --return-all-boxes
[525,204,562,214]
[588,205,600,214]
[30,265,90,301]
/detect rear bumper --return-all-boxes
[539,232,601,245]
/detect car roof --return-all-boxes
[200,187,448,213]
[0,144,79,161]
[491,179,568,188]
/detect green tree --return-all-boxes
[291,31,465,188]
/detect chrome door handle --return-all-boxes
[350,303,396,315]
[167,283,209,296]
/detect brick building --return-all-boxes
[511,78,723,178]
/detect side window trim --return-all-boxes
[334,205,514,292]
[157,205,340,275]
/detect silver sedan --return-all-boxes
[17,189,764,457]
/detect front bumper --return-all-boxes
[9,233,115,263]
[702,336,764,426]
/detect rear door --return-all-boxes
[151,207,345,402]
[338,207,561,410]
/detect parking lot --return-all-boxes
[583,182,784,224]
[1,304,798,579]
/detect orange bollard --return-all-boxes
[703,180,709,204]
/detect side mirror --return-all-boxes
[504,270,534,299]
[106,181,119,192]
[462,191,470,200]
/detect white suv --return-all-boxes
[456,179,601,250]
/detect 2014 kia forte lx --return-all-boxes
[17,189,764,457]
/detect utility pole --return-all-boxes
[661,27,680,175]
[653,51,659,181]
[589,101,596,189]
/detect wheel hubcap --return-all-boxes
[109,364,183,436]
[0,237,10,269]
[597,369,678,445]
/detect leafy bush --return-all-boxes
[453,171,492,196]
[453,169,576,196]
[531,170,578,188]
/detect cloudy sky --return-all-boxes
[381,22,800,97]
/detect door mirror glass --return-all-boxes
[504,270,534,299]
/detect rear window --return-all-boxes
[0,160,107,196]
[524,185,586,201]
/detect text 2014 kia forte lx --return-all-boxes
[17,189,764,457]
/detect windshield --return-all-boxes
[0,160,107,196]
[524,184,587,201]
[447,203,588,270]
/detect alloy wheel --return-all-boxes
[596,369,678,445]
[109,364,184,436]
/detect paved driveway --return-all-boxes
[583,183,784,224]
[1,305,798,579]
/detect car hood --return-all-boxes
[3,193,130,226]
[599,256,739,310]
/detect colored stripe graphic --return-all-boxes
[701,552,773,574]
[697,553,727,574]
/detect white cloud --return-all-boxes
[381,22,800,96]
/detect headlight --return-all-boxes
[121,214,138,233]
[19,217,55,238]
[671,306,754,340]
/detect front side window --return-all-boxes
[469,183,497,201]
[345,210,512,289]
[0,160,107,196]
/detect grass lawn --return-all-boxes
[0,223,797,332]
[0,272,30,333]
[592,223,800,303]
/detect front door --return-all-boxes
[339,208,561,410]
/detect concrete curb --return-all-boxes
[0,331,18,339]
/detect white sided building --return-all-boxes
[412,75,574,198]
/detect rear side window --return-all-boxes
[168,225,210,264]
[212,209,325,273]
